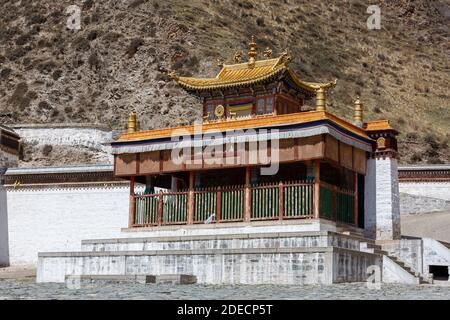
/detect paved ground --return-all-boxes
[0,279,449,300]
[401,210,450,243]
[0,266,36,280]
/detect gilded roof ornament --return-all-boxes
[168,71,179,81]
[353,96,364,126]
[216,58,224,68]
[263,48,272,59]
[247,36,258,66]
[233,51,243,63]
[273,50,292,68]
[127,111,137,133]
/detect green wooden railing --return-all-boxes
[133,190,188,226]
[319,183,355,224]
[134,194,159,226]
[250,181,313,220]
[132,181,315,226]
[284,182,314,218]
[194,188,217,222]
[220,186,245,221]
[251,183,279,219]
[194,186,245,222]
[162,192,188,224]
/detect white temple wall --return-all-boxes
[0,183,9,266]
[400,182,450,202]
[6,186,129,265]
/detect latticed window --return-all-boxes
[207,104,215,120]
[266,97,273,113]
[257,98,265,114]
[256,96,274,115]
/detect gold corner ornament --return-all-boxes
[263,47,272,59]
[214,105,225,119]
[168,71,179,81]
[233,51,243,63]
[216,58,224,68]
[273,50,292,68]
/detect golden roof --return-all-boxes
[117,111,370,142]
[170,38,336,93]
[364,120,395,131]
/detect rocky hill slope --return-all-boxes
[0,0,449,165]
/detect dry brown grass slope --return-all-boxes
[0,0,449,165]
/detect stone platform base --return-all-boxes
[36,222,429,285]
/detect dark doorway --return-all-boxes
[429,265,449,280]
[357,173,365,228]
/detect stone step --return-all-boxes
[41,246,337,259]
[80,231,369,253]
[66,274,197,285]
[386,255,423,280]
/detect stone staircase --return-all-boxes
[343,232,432,284]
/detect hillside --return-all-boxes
[0,0,449,165]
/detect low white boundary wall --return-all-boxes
[5,185,130,265]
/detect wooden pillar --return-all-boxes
[187,171,195,224]
[244,166,251,222]
[313,160,321,219]
[158,193,163,226]
[278,181,284,220]
[128,176,135,228]
[354,171,359,226]
[216,187,222,223]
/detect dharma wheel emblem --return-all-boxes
[215,105,225,118]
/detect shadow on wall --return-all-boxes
[0,181,10,267]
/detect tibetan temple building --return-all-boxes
[111,37,400,241]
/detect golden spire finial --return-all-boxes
[248,36,257,66]
[353,96,364,127]
[315,87,326,112]
[127,111,137,133]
